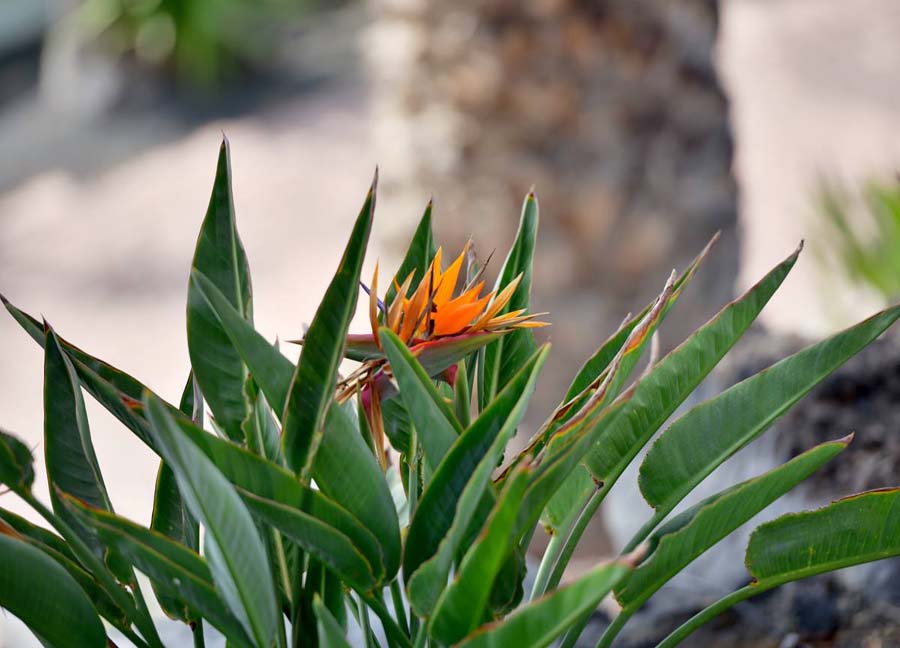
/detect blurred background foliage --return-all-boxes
[819,177,900,301]
[63,0,333,88]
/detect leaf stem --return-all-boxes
[621,508,665,555]
[655,585,759,648]
[389,581,410,636]
[363,593,412,648]
[412,624,428,648]
[407,430,420,639]
[529,528,566,600]
[272,530,293,605]
[357,594,376,648]
[595,607,633,648]
[192,621,206,648]
[545,481,611,592]
[289,547,307,648]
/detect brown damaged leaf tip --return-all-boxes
[837,431,855,445]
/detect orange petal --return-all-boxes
[471,273,523,330]
[486,308,527,324]
[388,271,414,332]
[399,268,432,342]
[430,247,444,291]
[432,295,492,337]
[452,281,486,306]
[433,242,469,308]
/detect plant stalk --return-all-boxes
[546,481,611,592]
[595,608,634,648]
[407,428,420,639]
[621,508,666,555]
[362,593,413,648]
[655,584,765,648]
[529,528,566,600]
[389,581,410,636]
[192,621,206,648]
[357,595,377,648]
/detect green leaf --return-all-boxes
[190,269,295,415]
[539,271,677,534]
[487,542,526,616]
[615,437,850,612]
[67,501,251,645]
[511,397,632,546]
[582,245,801,484]
[187,138,254,443]
[315,403,401,580]
[253,386,285,465]
[164,372,203,554]
[657,488,900,648]
[151,373,202,621]
[0,428,34,492]
[313,594,354,648]
[0,510,128,630]
[379,327,462,469]
[456,560,632,648]
[429,466,532,644]
[43,325,113,554]
[384,199,437,307]
[150,462,196,621]
[167,266,401,580]
[144,393,278,647]
[0,533,107,648]
[747,487,900,582]
[283,173,375,477]
[480,192,539,409]
[164,413,385,584]
[240,491,377,592]
[405,373,526,617]
[381,397,412,455]
[403,345,549,582]
[0,507,71,559]
[639,304,900,518]
[454,361,472,428]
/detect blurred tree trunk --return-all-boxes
[367,0,737,416]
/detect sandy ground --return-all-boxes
[3,0,900,645]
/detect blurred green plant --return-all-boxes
[66,0,321,87]
[1,141,899,648]
[819,176,900,300]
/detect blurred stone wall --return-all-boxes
[367,0,738,406]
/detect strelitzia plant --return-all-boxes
[1,140,899,648]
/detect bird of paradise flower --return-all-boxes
[324,242,548,465]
